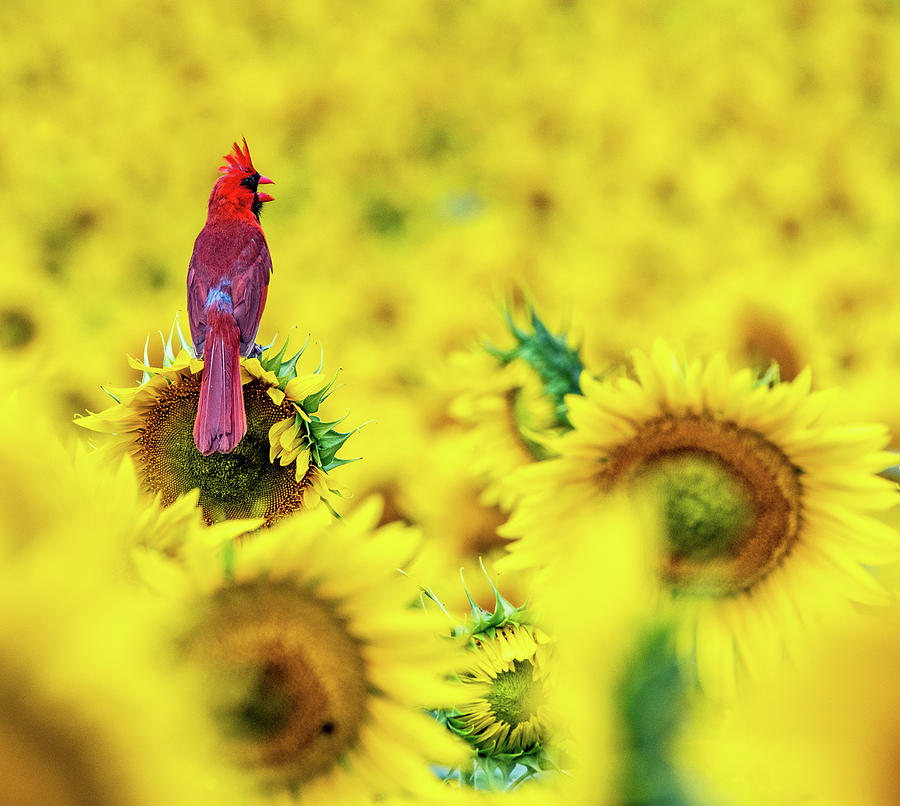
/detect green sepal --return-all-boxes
[485,304,583,429]
[222,540,236,581]
[307,412,350,440]
[261,334,290,369]
[141,335,152,384]
[277,409,363,474]
[753,361,781,389]
[457,559,531,639]
[305,416,352,471]
[437,745,557,791]
[161,325,177,367]
[260,334,310,388]
[302,370,341,414]
[171,312,194,357]
[321,454,361,472]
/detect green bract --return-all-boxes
[486,305,584,430]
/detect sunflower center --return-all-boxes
[178,427,270,503]
[650,454,755,562]
[135,373,318,526]
[452,624,549,756]
[602,415,802,594]
[189,581,367,786]
[487,659,542,727]
[229,661,295,740]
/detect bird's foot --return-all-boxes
[249,343,264,359]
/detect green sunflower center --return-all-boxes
[135,373,317,526]
[174,427,270,504]
[487,659,542,727]
[650,453,755,562]
[603,415,803,594]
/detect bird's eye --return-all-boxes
[240,173,260,191]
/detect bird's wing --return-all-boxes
[230,227,274,356]
[186,246,210,356]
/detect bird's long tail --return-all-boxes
[194,307,246,455]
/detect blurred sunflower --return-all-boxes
[449,306,583,510]
[533,494,695,806]
[76,320,358,526]
[502,341,900,694]
[168,497,465,803]
[396,427,535,615]
[0,550,245,806]
[0,388,245,806]
[682,610,900,806]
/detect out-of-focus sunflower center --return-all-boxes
[135,374,315,526]
[601,414,802,594]
[486,658,543,727]
[0,307,37,350]
[740,312,802,382]
[189,581,367,786]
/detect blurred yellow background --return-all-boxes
[4,0,900,515]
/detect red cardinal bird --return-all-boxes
[187,138,274,455]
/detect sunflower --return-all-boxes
[163,496,465,803]
[449,622,551,776]
[76,317,359,527]
[0,389,245,805]
[0,551,246,806]
[448,306,583,511]
[501,340,900,695]
[433,568,554,792]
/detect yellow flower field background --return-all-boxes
[5,1,900,804]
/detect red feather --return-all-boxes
[187,139,274,455]
[193,308,245,455]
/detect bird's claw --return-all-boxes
[249,343,263,358]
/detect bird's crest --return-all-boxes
[219,138,257,176]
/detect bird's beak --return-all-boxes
[257,193,275,203]
[257,175,274,185]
